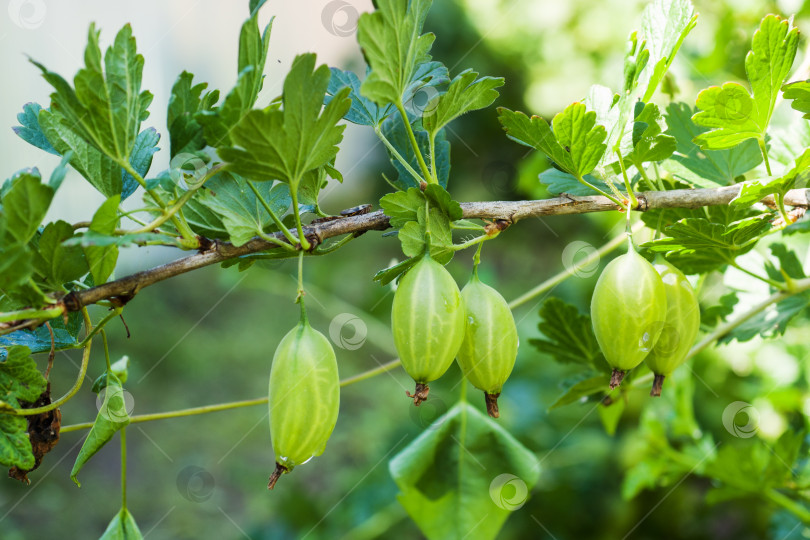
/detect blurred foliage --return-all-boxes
[3,0,810,539]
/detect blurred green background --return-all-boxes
[2,0,810,538]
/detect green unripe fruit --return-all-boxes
[645,259,700,396]
[392,255,465,405]
[590,246,667,388]
[267,319,339,489]
[456,274,518,418]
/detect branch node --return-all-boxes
[62,292,82,313]
[196,235,215,253]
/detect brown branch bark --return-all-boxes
[43,186,809,313]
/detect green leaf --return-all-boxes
[181,196,229,240]
[219,54,351,190]
[693,15,798,150]
[373,256,422,286]
[643,215,772,274]
[63,231,181,248]
[529,298,606,370]
[538,169,614,197]
[398,206,454,263]
[692,83,762,149]
[99,508,143,540]
[706,443,779,493]
[38,109,157,200]
[424,184,461,220]
[389,402,540,540]
[0,346,47,407]
[782,79,810,119]
[1,170,54,244]
[197,171,292,246]
[497,103,606,180]
[624,102,676,165]
[33,24,153,163]
[549,375,607,409]
[732,148,810,207]
[92,356,130,393]
[0,245,34,293]
[637,0,698,102]
[13,102,58,155]
[0,312,83,355]
[746,15,799,130]
[71,374,131,486]
[0,412,32,470]
[297,167,328,210]
[663,102,762,187]
[598,398,625,436]
[197,14,272,147]
[380,112,451,189]
[0,347,47,469]
[32,221,89,289]
[721,293,810,344]
[326,68,394,126]
[357,0,435,107]
[37,109,121,197]
[785,219,810,236]
[167,71,219,157]
[585,0,697,170]
[700,292,738,329]
[84,196,120,284]
[123,128,160,200]
[48,153,72,192]
[380,187,426,228]
[768,243,806,280]
[422,69,503,137]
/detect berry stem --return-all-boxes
[406,383,430,406]
[267,462,288,490]
[609,369,626,389]
[650,374,665,397]
[484,392,500,418]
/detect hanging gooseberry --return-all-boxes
[392,254,465,405]
[644,259,700,396]
[267,314,340,489]
[590,244,667,389]
[456,271,518,418]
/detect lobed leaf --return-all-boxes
[782,79,810,119]
[197,171,292,247]
[167,71,219,157]
[326,68,394,127]
[692,15,798,150]
[498,103,606,181]
[422,69,504,137]
[357,0,435,107]
[731,148,810,207]
[398,206,454,263]
[638,0,698,102]
[663,102,762,187]
[390,402,540,540]
[32,220,89,289]
[218,54,351,190]
[643,215,771,274]
[530,298,606,370]
[32,24,153,163]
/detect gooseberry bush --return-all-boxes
[3,0,810,537]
